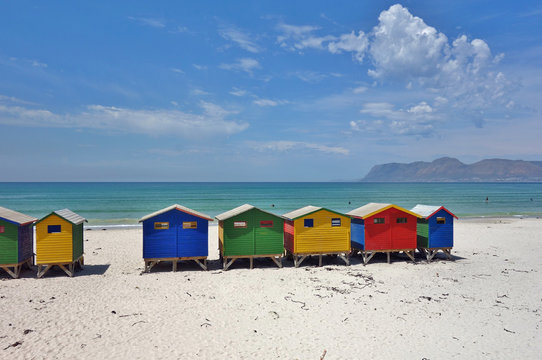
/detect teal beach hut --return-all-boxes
[0,206,37,278]
[410,204,458,262]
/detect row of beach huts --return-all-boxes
[0,203,457,278]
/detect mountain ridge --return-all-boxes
[362,157,542,182]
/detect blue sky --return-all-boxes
[1,1,541,181]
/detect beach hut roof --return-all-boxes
[0,206,37,226]
[282,205,346,220]
[347,202,421,219]
[139,204,213,222]
[37,209,87,225]
[410,204,458,219]
[215,204,279,221]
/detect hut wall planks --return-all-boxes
[292,210,350,254]
[36,215,73,264]
[427,209,454,248]
[142,208,209,259]
[0,220,18,264]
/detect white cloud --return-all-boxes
[219,26,261,53]
[278,4,512,127]
[328,31,368,62]
[128,16,166,28]
[193,64,207,70]
[253,98,289,107]
[366,4,510,117]
[356,101,437,135]
[170,68,184,74]
[229,88,247,97]
[249,140,349,155]
[191,89,210,96]
[0,101,248,137]
[292,71,343,83]
[352,86,368,94]
[368,4,448,79]
[219,58,261,75]
[276,22,368,60]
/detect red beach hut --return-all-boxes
[347,203,421,264]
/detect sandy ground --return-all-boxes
[1,218,542,359]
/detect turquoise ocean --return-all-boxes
[1,182,541,227]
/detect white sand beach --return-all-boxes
[1,218,542,359]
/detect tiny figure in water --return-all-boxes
[485,197,489,202]
[271,204,275,207]
[531,198,533,201]
[348,201,351,205]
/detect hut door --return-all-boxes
[367,214,391,250]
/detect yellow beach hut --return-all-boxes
[282,206,351,267]
[35,209,87,278]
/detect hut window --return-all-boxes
[374,218,385,224]
[234,221,247,228]
[260,220,273,227]
[396,217,408,224]
[183,221,197,229]
[154,222,169,230]
[436,217,446,224]
[48,225,61,233]
[331,218,341,227]
[0,226,4,233]
[304,219,314,228]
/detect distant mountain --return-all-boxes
[362,157,542,182]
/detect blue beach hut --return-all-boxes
[410,204,458,262]
[139,204,213,272]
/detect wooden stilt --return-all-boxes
[249,257,253,270]
[37,265,53,278]
[270,256,282,268]
[404,250,415,262]
[318,255,323,267]
[194,259,207,271]
[172,260,177,272]
[338,254,350,266]
[387,252,391,264]
[294,255,307,268]
[1,258,34,279]
[223,258,236,271]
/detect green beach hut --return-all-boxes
[215,204,284,270]
[0,206,37,278]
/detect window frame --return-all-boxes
[47,224,61,233]
[233,221,247,228]
[182,221,198,229]
[154,222,169,230]
[436,217,446,224]
[260,220,273,228]
[0,225,4,233]
[396,217,408,224]
[373,217,385,224]
[331,218,341,227]
[304,218,314,228]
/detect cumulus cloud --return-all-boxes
[219,58,261,75]
[277,23,368,60]
[327,31,368,62]
[0,101,248,137]
[219,26,262,53]
[353,101,437,135]
[278,4,512,126]
[249,140,349,155]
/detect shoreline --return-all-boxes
[84,214,541,229]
